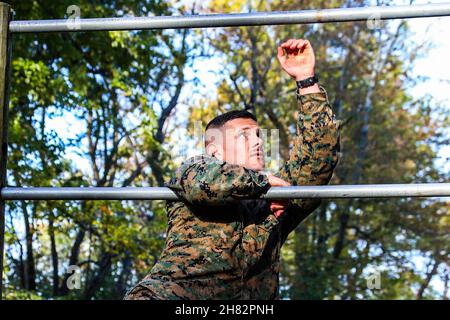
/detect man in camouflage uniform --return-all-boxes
[125,38,340,300]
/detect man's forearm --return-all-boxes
[298,83,320,95]
[277,84,340,243]
[280,85,340,184]
[167,155,270,206]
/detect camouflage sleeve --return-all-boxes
[166,155,270,206]
[277,86,341,244]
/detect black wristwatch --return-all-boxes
[296,74,319,89]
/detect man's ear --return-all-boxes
[206,143,216,156]
[206,143,222,159]
[205,127,224,159]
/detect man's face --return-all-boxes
[206,118,265,172]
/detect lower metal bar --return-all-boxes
[1,183,449,200]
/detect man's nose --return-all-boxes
[252,133,263,149]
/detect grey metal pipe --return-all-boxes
[1,183,449,200]
[9,3,450,33]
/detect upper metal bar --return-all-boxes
[9,3,450,33]
[1,183,449,200]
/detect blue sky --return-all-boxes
[403,0,450,174]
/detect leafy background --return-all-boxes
[2,0,448,299]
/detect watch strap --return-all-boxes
[296,74,319,89]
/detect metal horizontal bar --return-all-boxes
[1,183,449,200]
[9,3,450,33]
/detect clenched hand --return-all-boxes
[277,38,315,81]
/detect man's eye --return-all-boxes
[238,131,249,138]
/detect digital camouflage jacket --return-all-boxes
[125,86,340,300]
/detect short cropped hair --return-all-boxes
[205,110,257,131]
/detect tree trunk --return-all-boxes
[83,252,113,300]
[21,201,36,291]
[58,228,85,296]
[48,210,59,296]
[116,254,132,298]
